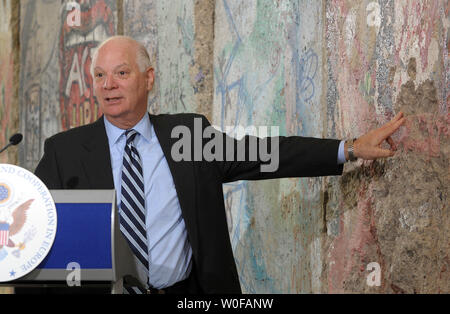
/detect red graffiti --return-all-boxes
[398,113,450,159]
[59,0,115,130]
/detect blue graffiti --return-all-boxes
[215,1,325,293]
[214,0,280,131]
[215,0,248,252]
[215,0,282,293]
[295,48,317,104]
[286,2,319,136]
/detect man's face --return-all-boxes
[93,40,154,127]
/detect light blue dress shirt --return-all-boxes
[338,140,347,164]
[104,114,347,288]
[104,115,192,289]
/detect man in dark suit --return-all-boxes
[35,36,405,294]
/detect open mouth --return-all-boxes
[104,97,123,104]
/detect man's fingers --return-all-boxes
[386,136,397,151]
[354,112,405,160]
[380,115,405,139]
[376,148,396,159]
[389,111,404,124]
[393,111,404,121]
[381,111,404,129]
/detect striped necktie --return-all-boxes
[119,129,149,292]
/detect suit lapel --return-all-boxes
[149,114,199,253]
[80,117,115,189]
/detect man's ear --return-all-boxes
[146,67,155,91]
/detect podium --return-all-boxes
[6,190,140,294]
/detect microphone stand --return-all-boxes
[0,143,13,154]
[0,133,23,154]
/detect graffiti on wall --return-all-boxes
[59,0,115,130]
[157,0,197,114]
[214,0,448,294]
[18,0,116,170]
[325,0,449,293]
[214,0,311,293]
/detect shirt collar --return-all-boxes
[104,114,152,145]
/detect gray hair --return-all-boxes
[90,36,151,78]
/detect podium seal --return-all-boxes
[0,164,57,282]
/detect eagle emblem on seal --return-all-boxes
[0,199,34,249]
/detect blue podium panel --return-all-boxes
[14,190,120,282]
[38,203,112,269]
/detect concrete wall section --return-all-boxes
[124,0,214,119]
[123,0,160,113]
[0,0,19,164]
[324,0,449,293]
[157,0,196,114]
[213,0,329,293]
[18,0,117,171]
[214,0,448,293]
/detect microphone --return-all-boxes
[0,133,23,154]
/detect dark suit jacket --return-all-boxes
[35,113,343,293]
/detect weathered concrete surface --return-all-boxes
[124,0,214,119]
[123,0,159,113]
[0,0,19,165]
[191,0,215,120]
[156,0,196,114]
[215,0,448,293]
[324,0,449,293]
